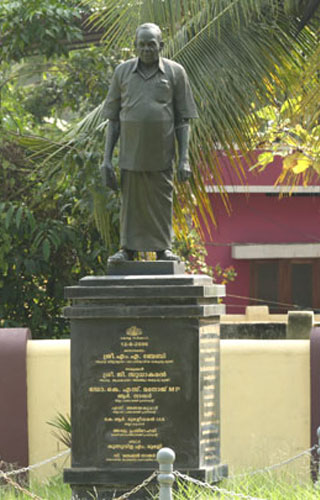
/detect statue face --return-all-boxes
[135,27,163,66]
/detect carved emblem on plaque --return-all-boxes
[126,326,142,337]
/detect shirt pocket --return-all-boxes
[153,79,172,103]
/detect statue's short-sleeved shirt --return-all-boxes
[103,57,198,172]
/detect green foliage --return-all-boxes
[173,229,236,284]
[253,103,320,183]
[23,79,63,124]
[0,0,85,61]
[0,124,120,339]
[2,470,320,499]
[0,1,126,337]
[174,473,320,499]
[47,412,71,448]
[174,230,214,276]
[1,475,71,499]
[0,201,111,338]
[0,0,318,338]
[19,47,122,124]
[68,0,320,235]
[249,25,320,184]
[212,263,237,285]
[54,47,123,112]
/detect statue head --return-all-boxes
[135,23,164,66]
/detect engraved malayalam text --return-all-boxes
[88,326,181,463]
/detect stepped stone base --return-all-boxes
[107,260,186,276]
[64,263,227,498]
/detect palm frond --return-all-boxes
[47,412,71,449]
[16,0,320,243]
[91,187,120,250]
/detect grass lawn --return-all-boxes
[1,472,320,499]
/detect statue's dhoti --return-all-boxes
[120,169,173,251]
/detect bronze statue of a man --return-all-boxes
[101,23,198,262]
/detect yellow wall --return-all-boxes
[220,340,310,477]
[27,340,71,479]
[26,339,310,479]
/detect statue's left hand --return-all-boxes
[100,162,119,191]
[177,160,192,182]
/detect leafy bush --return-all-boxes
[0,201,112,338]
[0,8,124,338]
[0,0,85,61]
[173,229,236,284]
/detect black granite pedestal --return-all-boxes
[63,262,227,499]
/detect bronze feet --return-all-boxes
[108,249,136,263]
[156,249,180,261]
[109,248,180,262]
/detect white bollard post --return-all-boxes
[157,448,176,500]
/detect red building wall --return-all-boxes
[203,153,320,313]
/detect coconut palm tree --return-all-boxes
[17,0,320,241]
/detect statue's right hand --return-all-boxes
[100,162,118,191]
